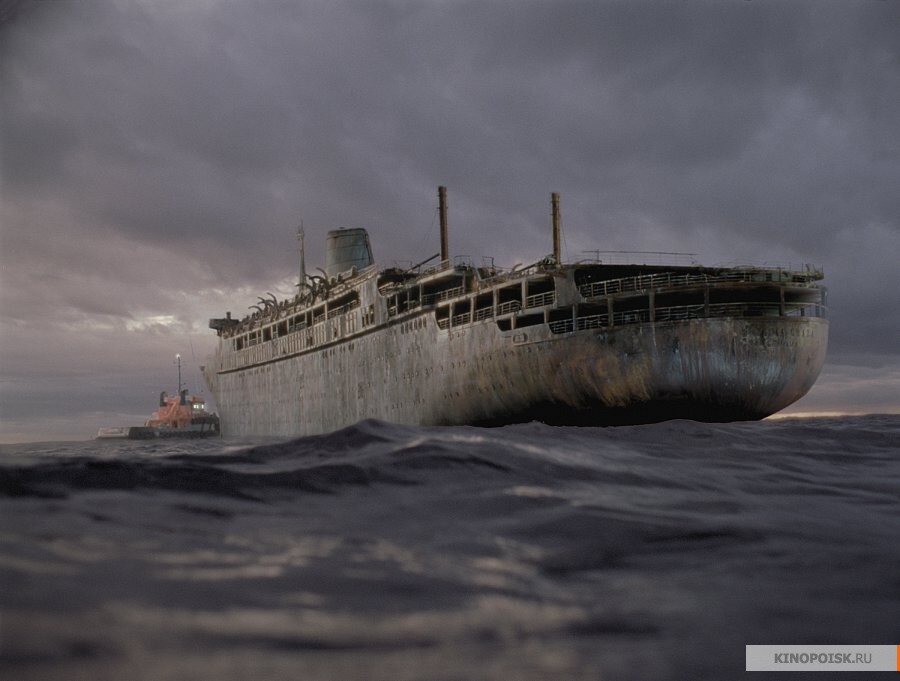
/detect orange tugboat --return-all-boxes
[97,355,220,439]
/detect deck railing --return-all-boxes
[497,300,522,315]
[550,302,827,334]
[452,312,472,327]
[326,300,359,319]
[475,307,495,321]
[421,286,465,306]
[525,291,555,308]
[579,269,821,299]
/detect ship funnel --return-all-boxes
[551,192,561,264]
[438,186,449,264]
[324,228,374,278]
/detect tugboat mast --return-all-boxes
[175,353,183,394]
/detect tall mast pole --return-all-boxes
[551,192,561,264]
[297,221,307,290]
[438,186,449,265]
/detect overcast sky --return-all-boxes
[1,0,898,442]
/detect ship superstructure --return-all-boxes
[204,189,828,437]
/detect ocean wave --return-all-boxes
[1,415,899,681]
[2,415,898,501]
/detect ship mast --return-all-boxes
[438,186,449,265]
[297,222,307,290]
[551,192,561,264]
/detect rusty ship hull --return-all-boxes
[205,313,827,438]
[204,227,828,437]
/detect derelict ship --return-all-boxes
[203,188,828,438]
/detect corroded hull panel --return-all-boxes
[206,314,827,438]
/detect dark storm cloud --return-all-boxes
[1,0,899,439]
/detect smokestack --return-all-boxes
[324,228,374,278]
[551,192,561,263]
[438,186,449,264]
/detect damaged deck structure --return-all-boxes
[204,189,828,437]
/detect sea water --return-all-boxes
[1,415,898,680]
